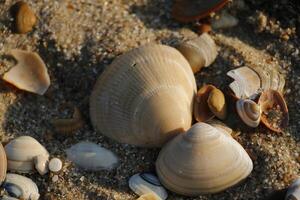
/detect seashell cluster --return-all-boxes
[286,178,300,200]
[236,99,261,127]
[90,44,196,147]
[0,143,7,185]
[156,122,253,196]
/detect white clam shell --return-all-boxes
[236,99,261,127]
[90,44,196,147]
[66,142,119,171]
[3,173,40,200]
[156,122,253,196]
[285,178,300,200]
[129,173,168,200]
[48,157,63,172]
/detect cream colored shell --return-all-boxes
[156,122,253,196]
[236,99,261,128]
[0,143,7,185]
[90,44,197,147]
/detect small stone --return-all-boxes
[52,175,59,183]
[49,158,63,173]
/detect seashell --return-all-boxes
[129,172,168,200]
[258,89,288,133]
[48,157,63,173]
[33,154,49,175]
[66,142,119,171]
[211,11,239,29]
[137,193,162,200]
[156,122,253,196]
[90,44,196,147]
[5,136,49,173]
[3,173,40,200]
[236,99,261,127]
[285,178,300,200]
[172,0,229,23]
[176,33,218,73]
[0,143,7,185]
[1,195,20,200]
[3,49,50,95]
[207,87,227,119]
[11,1,37,34]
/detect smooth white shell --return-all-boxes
[48,158,63,172]
[236,99,261,127]
[286,178,300,200]
[66,142,119,171]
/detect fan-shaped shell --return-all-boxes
[5,136,49,173]
[0,143,7,185]
[156,122,253,196]
[176,33,218,73]
[236,99,261,127]
[285,178,300,200]
[90,44,197,147]
[12,1,37,34]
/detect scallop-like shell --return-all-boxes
[172,0,229,23]
[285,178,300,200]
[129,173,168,200]
[3,49,50,95]
[156,122,253,196]
[12,1,37,34]
[137,193,162,200]
[90,44,196,147]
[66,142,119,171]
[0,143,7,185]
[5,136,49,173]
[258,89,289,133]
[207,87,227,119]
[176,33,218,73]
[3,173,40,200]
[236,99,261,127]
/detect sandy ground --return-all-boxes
[0,0,299,199]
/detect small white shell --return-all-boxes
[129,173,168,200]
[3,173,40,200]
[236,99,261,127]
[211,11,239,29]
[33,154,49,175]
[48,158,63,172]
[285,178,300,200]
[66,142,119,171]
[0,143,7,185]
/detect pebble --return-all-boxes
[52,175,59,183]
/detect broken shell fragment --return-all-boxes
[0,143,7,185]
[66,142,119,171]
[3,173,40,200]
[3,49,50,95]
[258,90,289,133]
[1,195,19,200]
[285,178,300,200]
[236,99,261,127]
[156,122,253,196]
[176,33,218,73]
[33,154,49,175]
[211,11,239,29]
[207,88,227,119]
[48,157,63,173]
[12,1,37,34]
[129,172,168,200]
[137,193,162,200]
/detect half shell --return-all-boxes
[207,87,227,119]
[12,1,37,34]
[90,44,196,147]
[0,143,7,185]
[236,99,261,128]
[156,122,253,196]
[286,178,300,200]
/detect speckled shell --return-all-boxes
[0,143,7,185]
[5,136,49,173]
[236,99,261,127]
[90,44,197,147]
[176,33,218,73]
[285,178,300,200]
[156,122,253,196]
[13,1,37,34]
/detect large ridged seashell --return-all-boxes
[207,119,232,135]
[12,1,37,34]
[137,193,162,200]
[236,99,261,127]
[156,122,253,196]
[0,143,7,185]
[66,142,119,171]
[5,136,49,173]
[3,173,40,200]
[3,49,50,95]
[172,0,229,23]
[129,173,168,200]
[176,33,218,73]
[286,178,300,200]
[90,44,196,147]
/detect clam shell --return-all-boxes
[0,143,7,185]
[3,173,40,200]
[207,87,227,119]
[5,136,49,173]
[285,178,300,200]
[236,99,261,127]
[176,33,218,73]
[12,1,37,34]
[66,142,119,171]
[156,122,253,196]
[129,173,168,200]
[90,44,196,147]
[137,193,162,200]
[3,49,50,95]
[48,157,63,173]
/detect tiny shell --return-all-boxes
[207,88,227,119]
[0,143,7,185]
[137,193,162,200]
[12,1,37,34]
[3,49,50,95]
[236,99,261,127]
[129,173,168,200]
[211,11,239,29]
[33,154,49,175]
[285,178,300,200]
[48,157,63,173]
[66,142,119,171]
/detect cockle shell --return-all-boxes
[48,157,63,173]
[176,33,218,73]
[90,44,196,147]
[236,99,261,127]
[5,136,49,173]
[0,143,7,185]
[12,1,37,34]
[156,122,253,196]
[3,173,40,200]
[66,142,119,171]
[285,178,300,200]
[137,193,162,200]
[3,49,50,95]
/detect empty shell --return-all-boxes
[129,173,168,200]
[48,157,63,173]
[207,87,227,119]
[12,1,37,34]
[3,49,50,95]
[207,119,232,135]
[137,193,162,200]
[0,143,7,185]
[211,11,239,29]
[176,33,218,73]
[66,142,119,171]
[90,44,196,147]
[285,178,300,200]
[156,122,253,196]
[236,99,261,127]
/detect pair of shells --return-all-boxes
[194,84,227,122]
[155,122,253,196]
